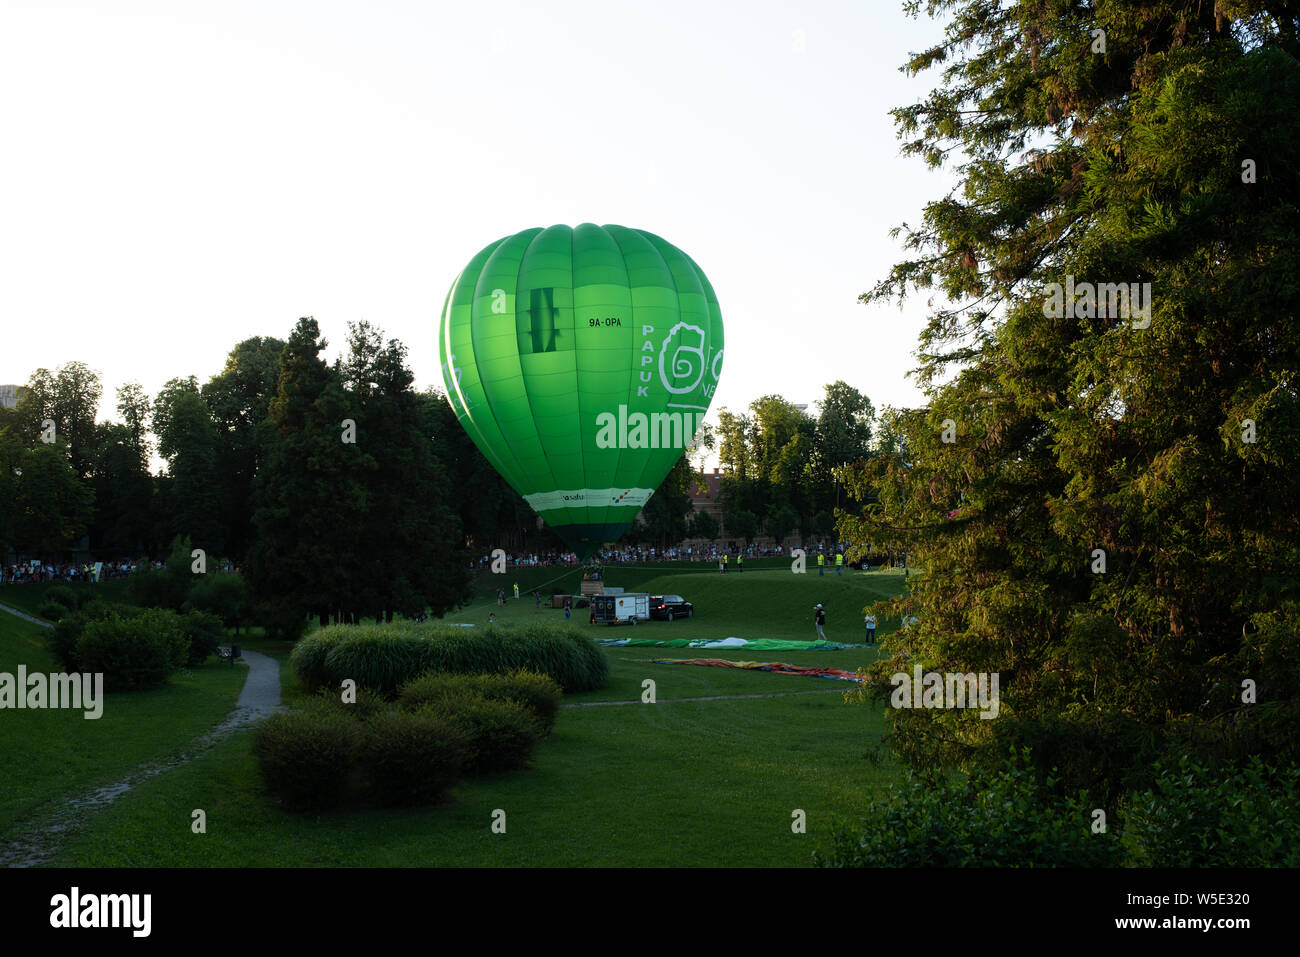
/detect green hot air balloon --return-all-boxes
[439,224,724,560]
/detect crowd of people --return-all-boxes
[1,556,241,586]
[0,559,145,585]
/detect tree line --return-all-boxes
[0,319,556,634]
[2,315,889,634]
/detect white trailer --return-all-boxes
[592,592,650,625]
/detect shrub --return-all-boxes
[252,709,363,812]
[125,562,187,611]
[494,669,563,734]
[291,621,608,695]
[397,673,494,712]
[1120,756,1300,867]
[322,627,439,695]
[813,753,1121,868]
[45,601,140,671]
[37,600,70,623]
[79,600,142,620]
[497,624,609,693]
[44,585,80,611]
[302,685,390,722]
[399,670,562,735]
[427,695,543,776]
[186,572,249,632]
[47,612,88,670]
[74,609,189,691]
[358,708,469,806]
[180,609,225,666]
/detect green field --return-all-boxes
[0,579,132,618]
[0,612,247,843]
[455,557,908,644]
[2,562,912,866]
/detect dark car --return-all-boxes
[649,595,693,621]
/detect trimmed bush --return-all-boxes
[495,669,562,734]
[399,670,562,735]
[322,627,438,695]
[180,609,225,666]
[74,608,189,691]
[358,709,469,806]
[303,685,390,722]
[498,623,609,693]
[291,621,608,695]
[397,674,493,714]
[290,632,335,693]
[252,709,363,812]
[428,695,543,776]
[37,600,70,623]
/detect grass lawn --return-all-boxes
[0,561,913,866]
[53,644,896,866]
[453,557,912,646]
[0,579,132,618]
[0,612,248,839]
[40,565,911,867]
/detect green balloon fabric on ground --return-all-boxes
[439,224,724,559]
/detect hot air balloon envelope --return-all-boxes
[439,223,725,559]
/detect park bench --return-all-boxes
[216,645,242,666]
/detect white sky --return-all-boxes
[1,0,956,461]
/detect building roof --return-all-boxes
[688,469,723,503]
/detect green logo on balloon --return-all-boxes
[438,224,725,559]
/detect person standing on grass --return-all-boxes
[513,581,520,600]
[817,552,825,576]
[534,589,541,611]
[737,553,743,573]
[814,603,826,641]
[864,613,877,644]
[835,552,843,576]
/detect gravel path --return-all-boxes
[0,601,54,628]
[0,600,282,867]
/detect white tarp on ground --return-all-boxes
[600,636,752,648]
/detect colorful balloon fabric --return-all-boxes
[650,658,865,682]
[439,224,724,559]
